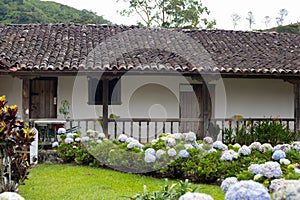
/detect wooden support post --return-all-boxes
[202,84,210,138]
[22,79,30,121]
[294,82,300,133]
[102,79,109,137]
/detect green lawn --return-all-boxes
[18,164,224,200]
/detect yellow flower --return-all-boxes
[288,164,295,169]
[9,105,18,112]
[0,95,6,102]
[263,179,270,185]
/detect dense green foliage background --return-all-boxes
[0,0,111,24]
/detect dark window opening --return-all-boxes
[88,77,121,105]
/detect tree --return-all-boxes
[231,13,240,29]
[246,11,255,30]
[276,8,288,26]
[117,0,216,29]
[263,16,271,28]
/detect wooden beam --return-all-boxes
[102,79,109,137]
[22,79,30,121]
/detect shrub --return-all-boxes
[223,119,298,146]
[0,95,35,192]
[129,179,199,200]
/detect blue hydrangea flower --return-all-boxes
[221,150,238,161]
[179,192,214,200]
[221,177,238,193]
[184,132,197,142]
[81,136,90,142]
[178,150,190,158]
[167,148,177,157]
[145,148,156,155]
[248,164,263,175]
[225,180,271,200]
[213,141,228,150]
[260,161,282,178]
[66,133,74,138]
[238,145,251,156]
[192,142,201,148]
[272,150,286,161]
[208,148,217,153]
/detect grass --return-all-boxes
[18,164,224,200]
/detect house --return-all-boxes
[0,23,300,142]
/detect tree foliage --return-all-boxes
[246,11,255,30]
[276,8,288,26]
[0,0,111,24]
[118,0,216,29]
[231,13,240,29]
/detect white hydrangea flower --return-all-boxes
[145,148,156,155]
[117,134,128,142]
[208,148,217,153]
[273,180,300,200]
[232,143,241,149]
[156,149,166,159]
[165,137,176,147]
[249,142,261,151]
[203,137,214,144]
[259,143,273,153]
[253,174,263,181]
[184,143,194,150]
[221,177,238,193]
[184,132,197,142]
[172,133,183,140]
[57,127,66,134]
[167,148,177,157]
[125,137,135,143]
[52,141,59,148]
[0,192,25,200]
[273,144,291,153]
[144,153,156,163]
[221,150,238,161]
[64,137,73,144]
[179,192,214,200]
[98,132,106,139]
[96,139,102,144]
[238,145,251,156]
[75,137,81,142]
[279,158,291,165]
[269,179,286,193]
[151,139,158,144]
[291,141,300,152]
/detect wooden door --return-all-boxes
[30,78,57,118]
[180,84,213,138]
[180,84,202,134]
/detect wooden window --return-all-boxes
[88,77,121,105]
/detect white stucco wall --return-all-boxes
[215,78,294,118]
[0,76,22,116]
[58,76,294,120]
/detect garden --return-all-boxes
[2,95,300,199]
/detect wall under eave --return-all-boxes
[0,75,22,117]
[214,78,294,118]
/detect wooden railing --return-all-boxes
[31,117,295,143]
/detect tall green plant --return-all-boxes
[0,95,35,192]
[59,100,71,120]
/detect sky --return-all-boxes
[49,0,300,30]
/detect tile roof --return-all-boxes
[0,23,300,75]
